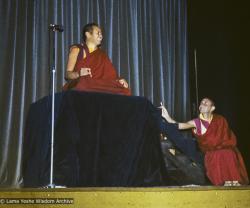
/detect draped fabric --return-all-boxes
[23,91,167,187]
[0,0,189,187]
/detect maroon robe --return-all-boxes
[63,44,131,96]
[193,114,249,185]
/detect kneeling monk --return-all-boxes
[160,98,249,186]
[63,23,131,96]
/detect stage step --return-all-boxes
[0,186,250,208]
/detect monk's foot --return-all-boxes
[232,181,241,186]
[224,181,233,186]
[224,181,241,186]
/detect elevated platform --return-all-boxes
[0,186,250,208]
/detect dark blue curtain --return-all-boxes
[0,0,189,187]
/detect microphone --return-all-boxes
[49,24,64,32]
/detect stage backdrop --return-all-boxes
[0,0,189,187]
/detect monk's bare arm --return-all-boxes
[178,120,196,130]
[65,46,80,80]
[65,46,92,80]
[160,105,196,130]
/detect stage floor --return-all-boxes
[0,186,250,208]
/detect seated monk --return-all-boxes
[63,23,131,96]
[160,98,249,186]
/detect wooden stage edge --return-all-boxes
[0,186,250,208]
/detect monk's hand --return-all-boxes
[159,104,171,120]
[159,104,178,124]
[118,79,129,88]
[80,68,92,77]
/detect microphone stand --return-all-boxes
[45,24,64,188]
[194,49,199,115]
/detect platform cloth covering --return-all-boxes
[22,91,167,187]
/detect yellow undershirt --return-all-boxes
[199,113,213,123]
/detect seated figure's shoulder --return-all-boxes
[214,114,228,123]
[214,114,224,119]
[98,48,108,56]
[102,51,113,62]
[69,44,82,52]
